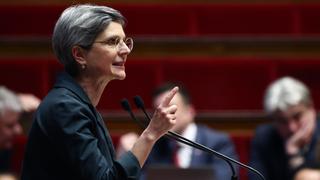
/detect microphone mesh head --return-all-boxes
[120,99,131,111]
[133,96,144,108]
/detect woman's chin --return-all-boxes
[118,75,126,80]
[113,72,126,80]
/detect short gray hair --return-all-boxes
[264,76,312,114]
[52,4,126,76]
[0,87,22,117]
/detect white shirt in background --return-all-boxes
[176,122,197,168]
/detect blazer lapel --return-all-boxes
[190,128,206,166]
[95,110,116,160]
[54,72,116,160]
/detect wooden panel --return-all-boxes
[196,4,296,35]
[1,4,320,37]
[0,59,49,97]
[0,58,320,111]
[300,4,320,34]
[120,5,194,36]
[161,58,273,110]
[0,6,62,36]
[0,0,319,5]
[276,59,320,108]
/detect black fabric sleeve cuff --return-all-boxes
[117,151,141,179]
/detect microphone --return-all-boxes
[122,99,193,148]
[133,96,237,180]
[131,95,265,180]
[121,99,146,129]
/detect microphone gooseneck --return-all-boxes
[120,98,131,112]
[133,96,240,180]
[133,96,144,109]
[121,96,265,180]
[121,99,146,129]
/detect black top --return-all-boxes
[21,72,140,180]
[0,149,11,172]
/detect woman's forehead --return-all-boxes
[97,21,125,39]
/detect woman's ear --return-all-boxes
[72,46,87,66]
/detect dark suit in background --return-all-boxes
[21,73,140,180]
[0,150,11,172]
[249,121,320,180]
[144,125,238,180]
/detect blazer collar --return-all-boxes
[54,72,91,105]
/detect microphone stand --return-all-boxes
[133,96,238,180]
[121,97,265,180]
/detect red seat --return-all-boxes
[10,135,27,174]
[231,134,253,180]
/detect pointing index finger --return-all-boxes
[160,86,179,107]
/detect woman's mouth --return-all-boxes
[112,61,125,67]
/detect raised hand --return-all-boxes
[130,87,179,166]
[145,87,179,140]
[285,108,316,155]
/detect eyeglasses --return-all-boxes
[94,36,133,51]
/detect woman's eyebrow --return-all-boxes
[102,35,126,40]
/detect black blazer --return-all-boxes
[21,72,140,180]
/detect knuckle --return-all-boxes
[161,108,167,114]
[160,110,167,116]
[173,105,178,111]
[159,108,167,116]
[156,107,163,113]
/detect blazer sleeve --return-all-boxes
[41,96,141,180]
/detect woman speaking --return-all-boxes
[21,4,178,180]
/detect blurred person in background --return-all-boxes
[0,87,23,151]
[249,77,320,180]
[0,86,40,173]
[118,82,238,180]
